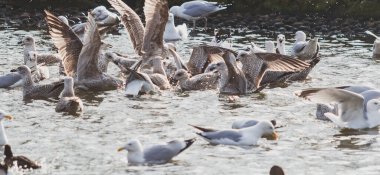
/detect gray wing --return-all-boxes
[182,2,219,17]
[108,0,144,55]
[0,73,22,88]
[45,10,83,77]
[143,145,178,163]
[231,119,260,129]
[186,71,219,90]
[142,0,168,58]
[292,42,306,54]
[296,88,365,122]
[77,13,102,80]
[199,130,242,142]
[28,80,64,99]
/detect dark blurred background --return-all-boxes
[1,0,380,18]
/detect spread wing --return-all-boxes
[141,0,169,58]
[77,13,102,80]
[44,10,83,77]
[108,0,144,55]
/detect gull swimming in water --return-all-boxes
[315,86,375,121]
[169,0,229,29]
[291,31,319,61]
[190,120,278,146]
[365,30,380,59]
[247,41,276,53]
[21,36,61,65]
[237,51,310,92]
[11,65,64,100]
[117,138,196,164]
[0,110,12,146]
[45,10,123,91]
[296,87,380,129]
[275,34,286,55]
[164,13,188,41]
[55,77,83,116]
[4,145,41,169]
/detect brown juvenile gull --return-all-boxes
[21,36,61,65]
[105,51,137,71]
[45,10,122,91]
[291,31,319,61]
[237,51,310,92]
[108,0,171,90]
[190,120,278,146]
[4,145,41,169]
[26,51,50,82]
[11,65,64,100]
[117,138,195,165]
[206,52,247,95]
[55,77,84,115]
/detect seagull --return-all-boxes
[4,145,41,169]
[275,34,286,55]
[232,119,277,129]
[21,36,61,65]
[190,120,278,146]
[45,10,123,91]
[315,86,375,121]
[0,110,12,146]
[117,138,196,164]
[55,77,84,116]
[169,0,229,30]
[291,31,319,61]
[296,87,380,129]
[247,41,276,53]
[164,13,188,41]
[365,31,380,59]
[211,28,233,48]
[174,69,219,91]
[90,6,120,26]
[0,73,22,89]
[11,65,64,100]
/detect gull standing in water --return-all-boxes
[190,120,278,146]
[11,66,64,100]
[275,34,286,55]
[56,77,83,116]
[0,110,12,146]
[169,0,229,30]
[296,87,380,129]
[117,138,195,164]
[45,10,123,91]
[365,30,380,59]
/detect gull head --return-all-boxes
[277,34,285,44]
[26,51,38,65]
[174,69,190,81]
[237,50,250,61]
[257,121,279,140]
[91,6,108,17]
[0,110,12,121]
[295,31,306,42]
[58,16,69,26]
[168,13,175,22]
[169,6,181,16]
[104,52,117,62]
[366,99,380,128]
[22,36,35,46]
[10,65,31,76]
[118,139,143,152]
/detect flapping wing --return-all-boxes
[255,53,310,72]
[108,0,144,55]
[44,10,83,77]
[295,88,364,122]
[141,0,169,57]
[222,52,247,94]
[77,13,102,80]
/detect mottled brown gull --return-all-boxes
[21,36,61,65]
[56,77,83,116]
[11,65,64,100]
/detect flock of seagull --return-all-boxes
[0,0,380,174]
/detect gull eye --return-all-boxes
[374,102,378,105]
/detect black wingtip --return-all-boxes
[270,165,285,175]
[270,120,277,126]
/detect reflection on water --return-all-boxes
[1,25,380,174]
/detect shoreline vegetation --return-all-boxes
[1,0,380,18]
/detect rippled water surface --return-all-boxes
[0,26,380,175]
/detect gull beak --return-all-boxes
[263,131,279,140]
[4,115,12,120]
[10,69,17,72]
[117,147,125,152]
